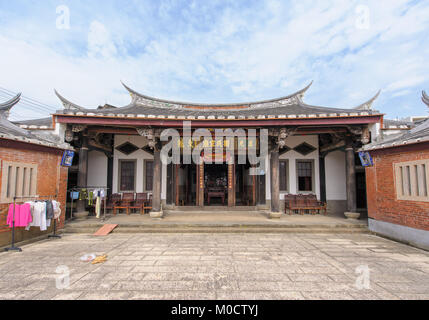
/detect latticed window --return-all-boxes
[119,160,136,192]
[395,160,429,202]
[297,160,314,192]
[1,161,38,203]
[145,160,154,191]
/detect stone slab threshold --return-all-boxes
[64,212,368,234]
[64,227,370,234]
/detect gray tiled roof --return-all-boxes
[383,119,414,129]
[363,119,429,151]
[0,95,71,150]
[13,117,53,128]
[54,82,381,120]
[363,91,429,150]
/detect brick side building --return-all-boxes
[0,94,72,248]
[362,91,429,250]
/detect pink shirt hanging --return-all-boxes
[7,203,32,228]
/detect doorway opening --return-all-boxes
[204,164,228,206]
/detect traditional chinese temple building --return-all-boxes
[45,82,382,219]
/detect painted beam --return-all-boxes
[56,115,382,128]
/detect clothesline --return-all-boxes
[4,194,59,252]
[68,186,109,221]
[6,199,61,231]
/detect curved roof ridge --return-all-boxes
[298,91,381,113]
[353,90,381,111]
[121,81,313,108]
[422,90,429,107]
[0,93,21,117]
[54,89,86,111]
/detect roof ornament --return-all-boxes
[54,90,86,111]
[295,81,313,101]
[0,93,21,119]
[353,90,381,111]
[422,90,429,108]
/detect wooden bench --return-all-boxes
[284,194,327,215]
[114,193,135,215]
[143,194,152,214]
[103,193,121,213]
[129,193,148,215]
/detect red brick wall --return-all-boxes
[366,142,429,231]
[0,140,69,247]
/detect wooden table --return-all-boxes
[207,190,226,206]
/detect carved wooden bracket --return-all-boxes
[346,125,370,145]
[269,128,296,150]
[72,125,87,133]
[137,128,157,149]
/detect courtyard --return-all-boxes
[0,233,428,300]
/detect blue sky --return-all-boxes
[0,0,428,121]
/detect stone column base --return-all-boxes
[73,211,89,220]
[150,211,163,219]
[344,212,360,220]
[269,211,282,219]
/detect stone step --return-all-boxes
[64,225,369,234]
[65,222,367,229]
[164,206,261,212]
[164,211,263,215]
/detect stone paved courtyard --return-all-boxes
[0,233,428,300]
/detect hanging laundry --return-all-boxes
[52,200,61,220]
[46,200,54,219]
[71,191,79,200]
[88,191,94,206]
[7,203,32,228]
[95,196,101,218]
[79,189,88,201]
[25,201,48,231]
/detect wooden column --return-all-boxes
[270,147,280,214]
[76,135,88,213]
[152,146,162,212]
[319,154,327,203]
[251,165,257,206]
[175,164,180,206]
[197,161,204,207]
[345,145,357,212]
[107,154,113,198]
[228,164,235,207]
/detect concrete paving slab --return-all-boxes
[0,233,428,300]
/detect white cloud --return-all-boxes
[0,0,428,120]
[87,21,118,58]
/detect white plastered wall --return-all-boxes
[325,150,347,201]
[87,150,108,187]
[278,135,320,200]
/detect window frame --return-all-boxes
[118,159,137,192]
[279,159,289,192]
[296,159,315,193]
[394,159,429,202]
[1,161,38,204]
[144,159,154,192]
